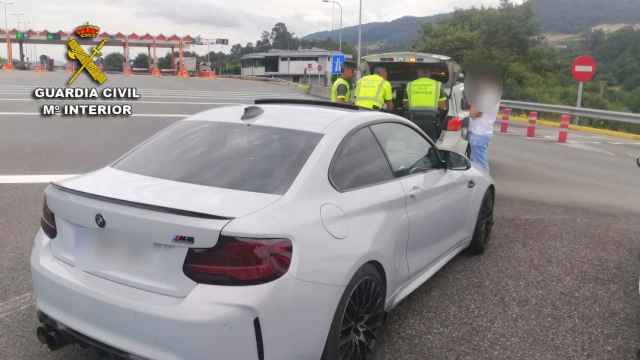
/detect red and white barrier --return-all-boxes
[527,112,537,138]
[500,108,511,133]
[559,114,570,143]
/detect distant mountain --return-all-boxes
[303,14,450,51]
[303,0,640,51]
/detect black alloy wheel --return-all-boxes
[468,189,495,255]
[323,265,386,360]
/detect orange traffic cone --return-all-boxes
[151,66,161,77]
[177,67,189,78]
[199,70,215,79]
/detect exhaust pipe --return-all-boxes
[36,326,71,351]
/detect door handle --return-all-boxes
[467,180,476,189]
[408,185,423,199]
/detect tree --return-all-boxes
[103,53,124,71]
[255,31,271,52]
[415,1,538,73]
[271,22,296,50]
[133,53,150,69]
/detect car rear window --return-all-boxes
[114,121,323,195]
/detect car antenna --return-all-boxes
[241,106,264,122]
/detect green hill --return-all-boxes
[303,0,640,50]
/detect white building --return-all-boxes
[241,48,350,87]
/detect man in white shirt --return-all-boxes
[466,75,502,172]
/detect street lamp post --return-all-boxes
[10,12,23,66]
[357,0,362,79]
[321,0,343,52]
[0,1,14,70]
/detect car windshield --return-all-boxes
[114,121,323,195]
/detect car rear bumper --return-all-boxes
[31,230,343,360]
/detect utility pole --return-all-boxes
[0,1,14,70]
[357,0,362,79]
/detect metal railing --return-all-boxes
[501,100,640,125]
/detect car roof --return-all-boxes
[186,103,396,134]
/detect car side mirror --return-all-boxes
[439,149,471,171]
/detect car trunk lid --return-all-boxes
[45,167,281,298]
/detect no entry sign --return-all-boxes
[572,56,597,82]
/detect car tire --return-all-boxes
[468,188,495,255]
[321,264,386,360]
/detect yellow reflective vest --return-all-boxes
[330,77,351,103]
[354,74,390,110]
[406,77,443,111]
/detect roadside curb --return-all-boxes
[509,115,640,141]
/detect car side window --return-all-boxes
[370,123,440,177]
[330,127,394,191]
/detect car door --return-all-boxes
[370,122,472,277]
[329,126,410,290]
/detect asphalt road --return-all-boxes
[0,71,638,360]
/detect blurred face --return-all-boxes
[379,69,388,80]
[342,67,354,80]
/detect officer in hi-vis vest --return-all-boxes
[330,62,355,104]
[404,68,447,140]
[354,67,394,111]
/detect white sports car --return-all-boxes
[31,99,495,360]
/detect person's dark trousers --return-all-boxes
[408,110,441,141]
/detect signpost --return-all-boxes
[572,55,597,124]
[331,54,345,75]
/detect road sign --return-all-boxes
[331,54,345,75]
[572,55,597,82]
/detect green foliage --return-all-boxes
[413,0,640,133]
[416,1,538,74]
[133,53,150,69]
[103,53,124,72]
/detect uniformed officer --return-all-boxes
[330,62,355,104]
[354,66,394,111]
[404,68,447,140]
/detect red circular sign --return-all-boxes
[572,55,597,82]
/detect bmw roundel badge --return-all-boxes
[95,214,106,228]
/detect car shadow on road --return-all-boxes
[383,194,640,360]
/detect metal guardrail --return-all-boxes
[501,100,640,125]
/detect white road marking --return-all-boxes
[0,292,33,319]
[0,174,79,183]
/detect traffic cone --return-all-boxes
[199,70,215,79]
[527,112,537,138]
[500,108,511,133]
[151,66,161,77]
[177,67,189,78]
[558,114,570,143]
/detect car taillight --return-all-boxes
[41,198,57,238]
[447,117,462,132]
[183,236,292,285]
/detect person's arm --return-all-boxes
[438,83,448,111]
[384,81,394,111]
[335,83,349,103]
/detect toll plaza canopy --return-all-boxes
[0,29,197,48]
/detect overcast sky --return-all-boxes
[1,0,508,60]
